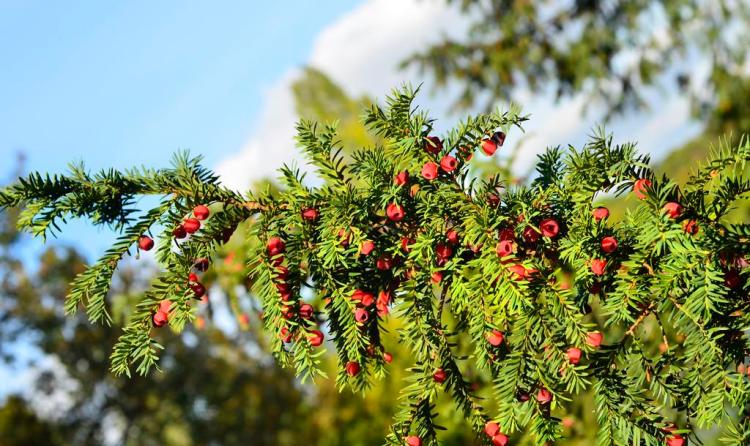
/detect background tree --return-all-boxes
[0,201,321,445]
[410,0,750,120]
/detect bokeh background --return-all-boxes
[1,1,749,444]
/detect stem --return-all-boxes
[625,302,655,336]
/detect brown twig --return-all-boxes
[625,302,655,336]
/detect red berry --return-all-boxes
[424,136,442,155]
[377,302,389,317]
[440,155,458,173]
[275,266,289,280]
[172,225,187,239]
[267,236,286,256]
[633,178,652,199]
[383,352,393,363]
[387,203,405,222]
[193,204,210,220]
[433,368,447,383]
[138,235,154,251]
[351,289,373,303]
[663,202,683,219]
[394,170,409,186]
[499,228,515,241]
[593,206,610,221]
[601,236,618,254]
[194,257,209,272]
[586,332,603,348]
[280,305,295,319]
[567,347,582,364]
[188,273,199,283]
[484,421,500,437]
[153,310,169,327]
[666,434,685,446]
[300,303,314,320]
[725,269,742,289]
[301,207,319,221]
[159,300,172,313]
[591,258,607,276]
[360,292,375,307]
[183,218,201,234]
[276,282,290,294]
[337,228,350,247]
[540,218,560,238]
[376,254,394,271]
[491,434,509,446]
[308,330,324,347]
[436,243,453,260]
[431,271,443,284]
[345,361,360,377]
[280,327,292,343]
[496,240,515,258]
[446,229,459,245]
[481,139,497,156]
[360,240,375,256]
[409,184,419,197]
[377,290,392,307]
[191,282,206,298]
[683,219,699,235]
[536,387,553,405]
[523,226,540,244]
[401,236,414,252]
[487,330,504,346]
[421,162,438,180]
[507,263,528,280]
[355,308,369,323]
[487,193,501,207]
[405,435,422,446]
[492,131,506,147]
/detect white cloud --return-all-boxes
[215,70,301,190]
[215,0,466,191]
[308,0,467,94]
[216,0,701,191]
[630,94,702,161]
[510,93,590,175]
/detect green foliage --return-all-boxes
[2,86,750,445]
[407,0,750,119]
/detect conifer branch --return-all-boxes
[1,86,749,445]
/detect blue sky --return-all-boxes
[0,0,361,257]
[0,0,361,177]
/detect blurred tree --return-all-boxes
[0,199,317,445]
[0,396,65,446]
[409,0,750,120]
[292,67,377,150]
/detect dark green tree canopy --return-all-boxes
[2,87,750,445]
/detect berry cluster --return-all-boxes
[267,235,326,348]
[147,205,213,327]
